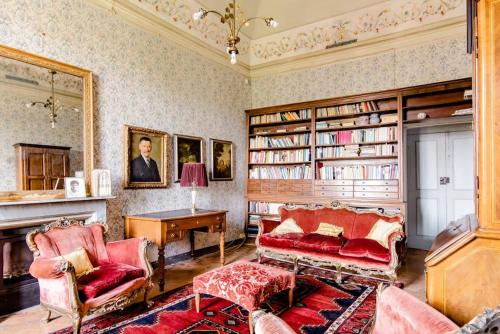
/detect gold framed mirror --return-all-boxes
[0,44,93,201]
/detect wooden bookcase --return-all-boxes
[245,78,472,237]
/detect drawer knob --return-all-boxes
[171,223,177,228]
[216,216,221,221]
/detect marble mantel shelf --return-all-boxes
[0,196,115,206]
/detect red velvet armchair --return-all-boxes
[26,218,153,334]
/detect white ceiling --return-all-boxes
[195,0,388,39]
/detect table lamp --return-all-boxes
[180,163,208,213]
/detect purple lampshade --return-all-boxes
[180,163,208,188]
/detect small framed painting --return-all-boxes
[210,139,233,181]
[174,134,204,182]
[64,177,87,198]
[124,125,169,189]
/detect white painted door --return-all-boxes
[445,131,475,223]
[407,130,474,250]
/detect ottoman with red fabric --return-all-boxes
[193,260,295,334]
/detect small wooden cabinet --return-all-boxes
[14,143,70,191]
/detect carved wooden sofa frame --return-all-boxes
[26,218,154,334]
[256,203,406,284]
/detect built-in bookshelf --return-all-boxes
[244,78,472,237]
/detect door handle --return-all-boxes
[440,177,450,185]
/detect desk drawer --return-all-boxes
[167,214,226,231]
[166,230,183,242]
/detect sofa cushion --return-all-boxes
[314,223,344,237]
[295,233,344,253]
[339,239,391,263]
[272,218,304,234]
[314,208,357,238]
[77,263,144,301]
[367,219,403,248]
[259,233,304,249]
[351,212,402,239]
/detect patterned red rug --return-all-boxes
[52,260,392,334]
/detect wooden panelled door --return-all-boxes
[407,130,474,249]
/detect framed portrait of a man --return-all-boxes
[210,139,233,181]
[124,125,169,188]
[174,134,203,182]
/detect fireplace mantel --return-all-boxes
[0,196,114,224]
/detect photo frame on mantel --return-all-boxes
[123,125,169,189]
[173,134,203,182]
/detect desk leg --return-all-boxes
[158,245,166,292]
[220,231,225,266]
[190,230,195,259]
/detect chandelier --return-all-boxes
[193,0,278,64]
[25,70,79,128]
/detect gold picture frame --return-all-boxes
[173,134,204,182]
[210,139,233,181]
[124,125,169,189]
[0,44,94,202]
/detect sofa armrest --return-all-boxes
[371,285,458,334]
[258,219,281,235]
[106,238,153,278]
[253,310,296,334]
[387,231,405,268]
[29,257,74,279]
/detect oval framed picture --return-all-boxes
[209,139,233,181]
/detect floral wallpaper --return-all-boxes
[0,0,251,259]
[0,92,84,191]
[250,36,472,108]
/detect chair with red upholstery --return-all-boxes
[26,218,153,334]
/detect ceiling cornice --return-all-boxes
[86,0,251,76]
[86,0,467,79]
[249,17,467,78]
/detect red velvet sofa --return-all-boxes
[256,204,406,283]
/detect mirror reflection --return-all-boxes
[0,56,83,191]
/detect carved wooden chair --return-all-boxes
[26,218,153,334]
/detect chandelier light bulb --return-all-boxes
[51,121,56,129]
[270,19,279,28]
[25,102,33,108]
[230,52,237,65]
[193,9,204,20]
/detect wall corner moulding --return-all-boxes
[88,0,466,73]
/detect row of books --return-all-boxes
[316,101,380,117]
[316,144,398,159]
[249,149,311,164]
[249,201,283,215]
[253,125,309,136]
[249,134,311,148]
[317,163,399,180]
[316,127,397,145]
[316,113,398,129]
[249,165,313,179]
[250,109,312,125]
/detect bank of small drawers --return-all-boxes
[314,180,399,199]
[247,179,312,195]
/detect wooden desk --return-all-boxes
[125,209,227,291]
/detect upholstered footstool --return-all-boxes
[193,260,295,334]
